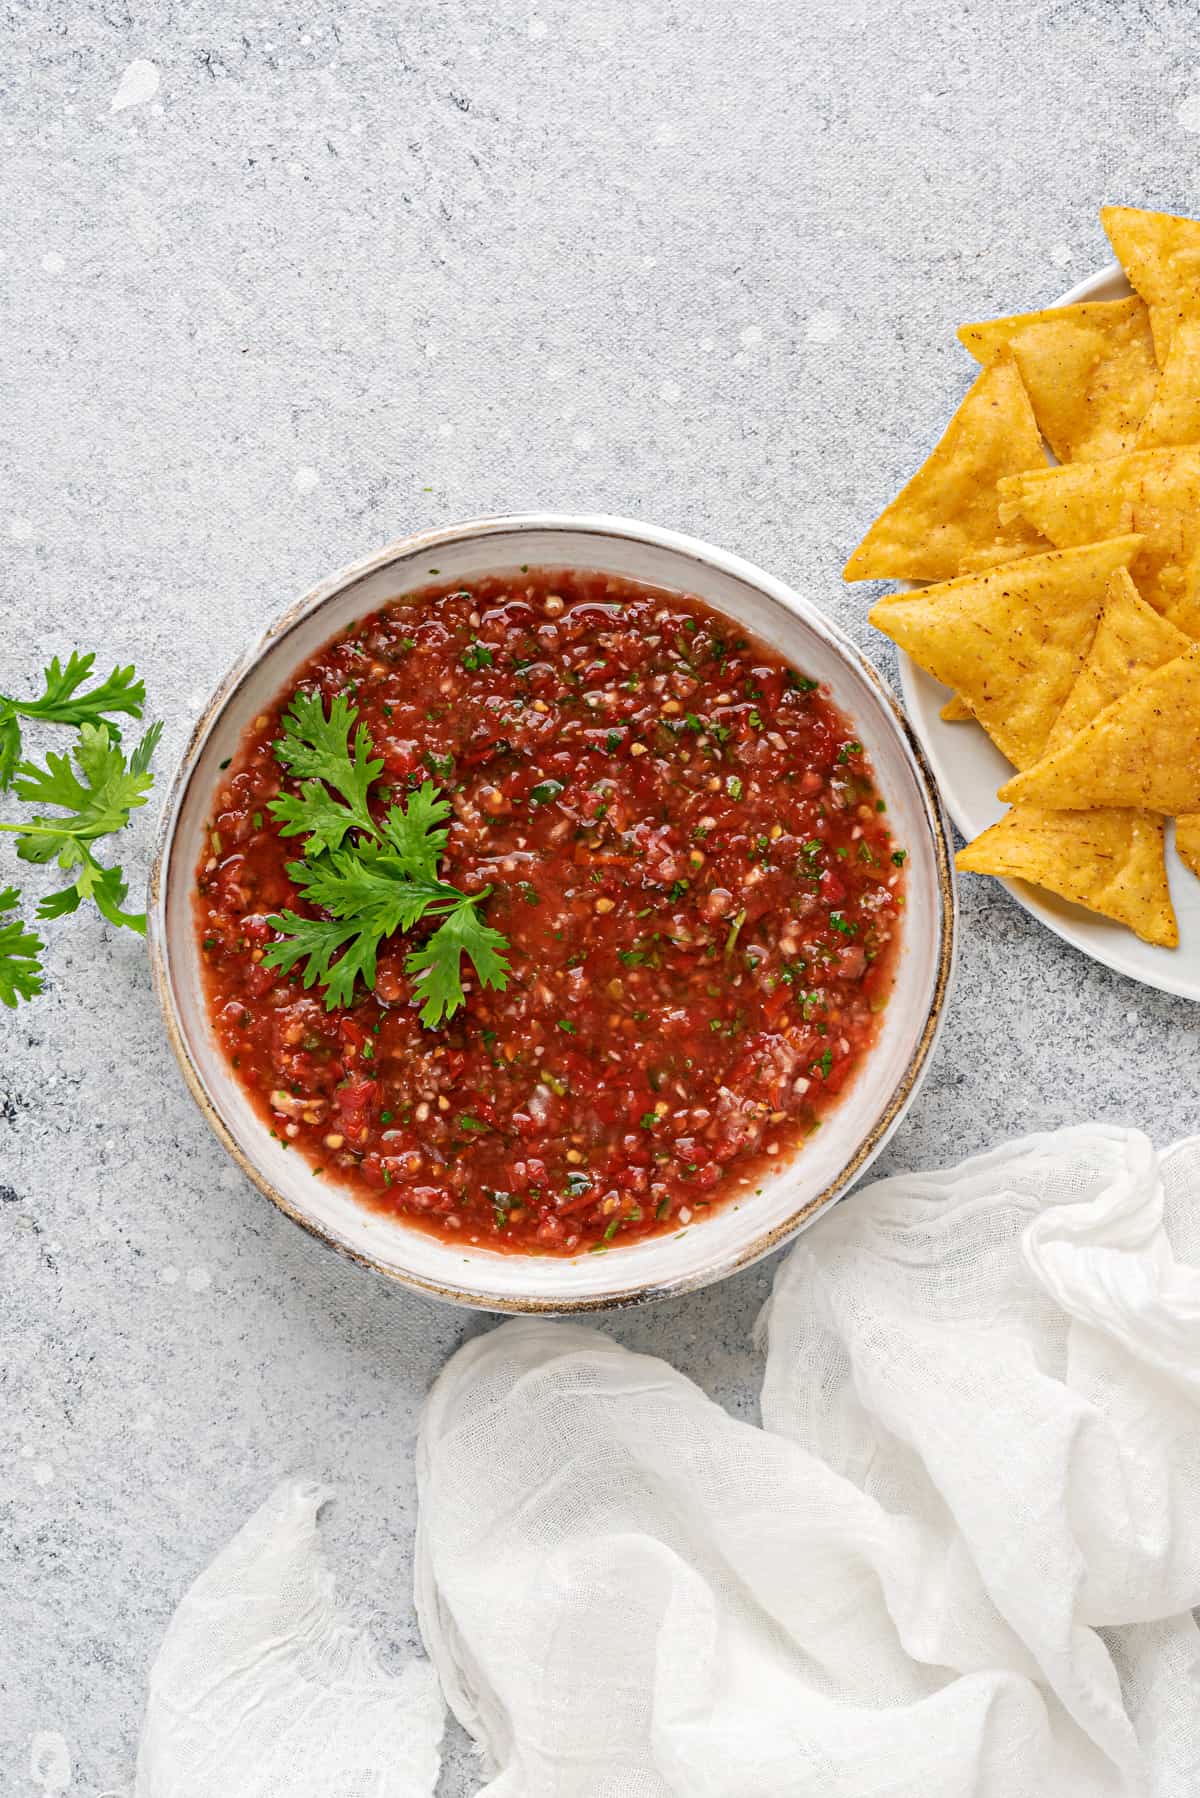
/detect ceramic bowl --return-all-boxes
[148,514,955,1312]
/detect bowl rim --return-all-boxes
[147,512,957,1312]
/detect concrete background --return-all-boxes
[3,0,1199,1790]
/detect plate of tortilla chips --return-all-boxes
[845,205,1200,999]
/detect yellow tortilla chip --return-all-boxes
[843,353,1048,582]
[958,566,1184,945]
[1041,567,1190,756]
[1176,814,1200,879]
[1101,204,1200,363]
[956,807,1177,947]
[998,642,1200,813]
[998,448,1200,623]
[951,541,1045,575]
[941,695,972,720]
[958,296,1157,463]
[869,536,1142,769]
[1173,548,1200,640]
[1134,314,1200,449]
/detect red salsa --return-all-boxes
[196,569,905,1253]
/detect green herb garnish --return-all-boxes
[262,691,510,1025]
[0,886,43,1008]
[0,653,145,791]
[1,719,161,937]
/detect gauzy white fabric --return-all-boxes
[415,1126,1200,1798]
[135,1480,443,1798]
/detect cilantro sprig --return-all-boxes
[263,690,511,1025]
[0,886,43,1009]
[0,647,161,1005]
[0,720,162,932]
[0,652,145,790]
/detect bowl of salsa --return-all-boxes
[149,515,954,1311]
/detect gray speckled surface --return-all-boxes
[3,2,1200,1790]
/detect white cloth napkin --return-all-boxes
[136,1126,1200,1797]
[415,1126,1200,1797]
[134,1480,443,1798]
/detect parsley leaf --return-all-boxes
[1,720,161,933]
[269,689,383,853]
[0,654,145,791]
[378,780,451,879]
[404,896,510,1028]
[263,693,510,1024]
[0,885,43,1007]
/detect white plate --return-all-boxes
[896,263,1200,1001]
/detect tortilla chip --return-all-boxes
[869,536,1142,769]
[1101,204,1200,363]
[956,807,1177,947]
[998,642,1200,813]
[843,353,1048,582]
[1171,549,1200,640]
[1135,314,1200,449]
[1177,814,1200,879]
[998,447,1200,623]
[958,566,1185,945]
[1041,567,1190,756]
[941,695,973,720]
[958,296,1157,463]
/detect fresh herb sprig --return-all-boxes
[2,721,162,931]
[0,652,145,790]
[263,691,511,1025]
[0,654,160,1006]
[0,886,43,1008]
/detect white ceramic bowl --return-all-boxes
[149,515,955,1312]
